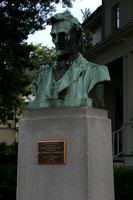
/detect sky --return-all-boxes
[27,0,102,47]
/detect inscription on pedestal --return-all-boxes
[38,140,66,164]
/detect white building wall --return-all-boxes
[0,128,16,144]
[93,25,102,46]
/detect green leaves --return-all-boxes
[0,42,33,124]
[114,167,133,200]
[0,0,73,124]
[81,8,91,21]
[30,43,56,69]
[79,8,92,54]
[0,42,56,124]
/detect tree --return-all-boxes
[79,8,93,54]
[0,0,73,124]
[30,44,56,69]
[81,8,91,21]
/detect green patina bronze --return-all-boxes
[29,12,110,109]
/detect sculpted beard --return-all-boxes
[54,27,81,82]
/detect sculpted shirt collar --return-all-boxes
[56,53,86,92]
[44,53,87,98]
[54,53,85,69]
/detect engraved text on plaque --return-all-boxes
[38,140,66,164]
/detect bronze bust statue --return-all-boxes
[29,12,110,109]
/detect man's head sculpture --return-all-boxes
[48,12,83,57]
[28,12,111,109]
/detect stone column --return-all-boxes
[17,107,114,200]
[123,53,133,164]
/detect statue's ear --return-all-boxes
[69,26,81,43]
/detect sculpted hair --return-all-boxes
[48,11,83,33]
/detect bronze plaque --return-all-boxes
[37,140,66,165]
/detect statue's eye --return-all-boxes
[59,32,66,38]
[58,32,67,42]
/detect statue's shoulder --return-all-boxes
[31,67,52,95]
[86,60,110,82]
[77,54,110,82]
[35,66,51,75]
[77,53,105,70]
[86,59,107,70]
[77,53,109,74]
[33,66,51,80]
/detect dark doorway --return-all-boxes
[104,57,123,132]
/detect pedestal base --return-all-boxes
[17,107,114,200]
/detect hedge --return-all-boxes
[114,166,133,200]
[0,142,18,200]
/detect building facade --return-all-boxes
[83,0,133,167]
[0,121,18,144]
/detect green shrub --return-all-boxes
[0,142,18,200]
[114,167,133,200]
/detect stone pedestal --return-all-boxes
[17,107,114,200]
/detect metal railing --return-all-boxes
[112,127,125,158]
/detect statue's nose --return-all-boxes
[54,34,59,45]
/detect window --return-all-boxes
[116,6,120,28]
[112,3,120,32]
